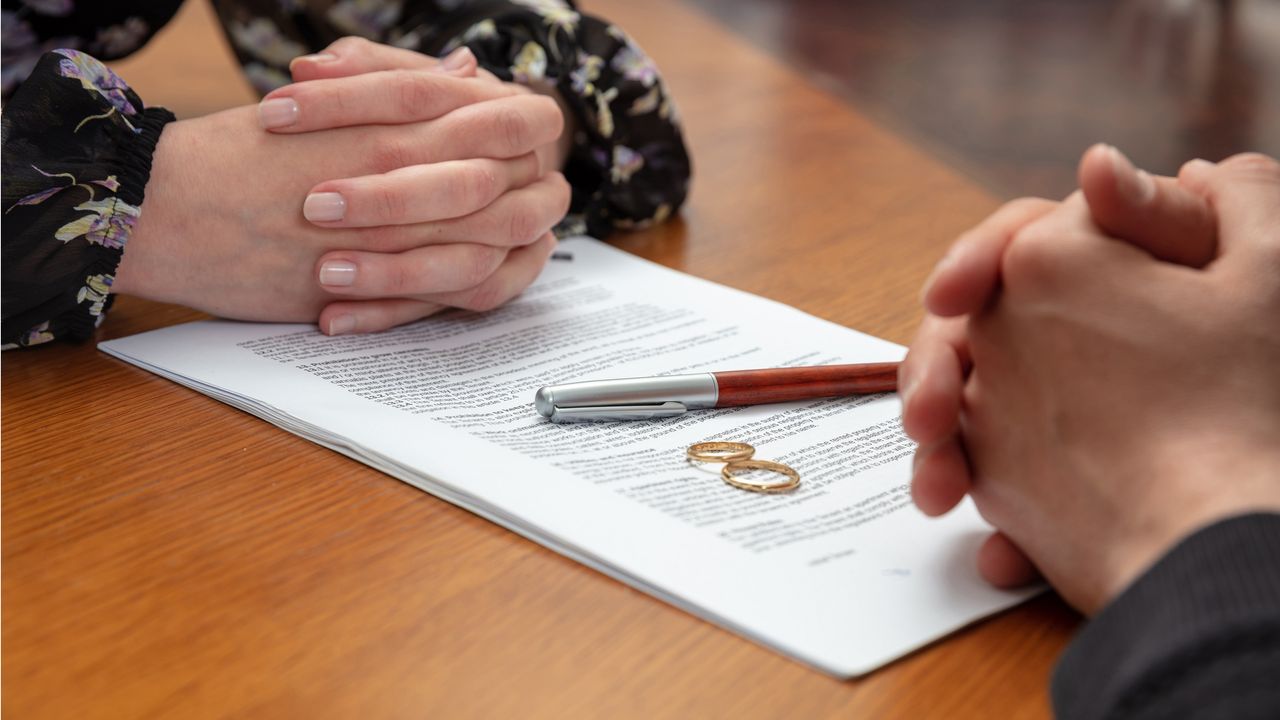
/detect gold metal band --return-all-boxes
[686,441,755,463]
[720,460,801,493]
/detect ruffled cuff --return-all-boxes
[2,50,175,348]
[423,1,692,239]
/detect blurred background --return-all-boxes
[685,0,1280,198]
[117,0,1280,201]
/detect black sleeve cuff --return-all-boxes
[1052,512,1280,720]
[2,50,176,346]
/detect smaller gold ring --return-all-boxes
[721,460,800,493]
[687,441,755,463]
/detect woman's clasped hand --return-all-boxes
[114,37,572,336]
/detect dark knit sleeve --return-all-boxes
[410,0,692,239]
[1052,513,1280,720]
[2,50,174,347]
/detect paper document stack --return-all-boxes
[100,237,1034,677]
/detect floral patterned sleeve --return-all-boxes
[2,1,182,348]
[1,50,175,348]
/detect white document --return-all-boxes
[100,237,1035,677]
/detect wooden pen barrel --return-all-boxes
[713,362,900,407]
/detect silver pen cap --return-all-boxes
[535,373,718,422]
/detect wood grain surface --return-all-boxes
[2,1,1079,718]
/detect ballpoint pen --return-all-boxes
[534,362,900,422]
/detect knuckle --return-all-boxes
[371,184,408,223]
[330,36,370,55]
[458,246,503,287]
[494,104,531,153]
[472,205,510,243]
[517,151,542,180]
[392,71,435,118]
[1001,222,1060,287]
[530,94,563,137]
[551,172,572,216]
[371,135,413,173]
[463,284,507,313]
[1220,152,1280,181]
[1001,196,1053,217]
[506,204,538,245]
[460,164,499,208]
[384,259,415,296]
[358,225,401,253]
[502,76,532,94]
[329,84,352,114]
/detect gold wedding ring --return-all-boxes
[721,459,801,494]
[686,441,801,493]
[686,441,755,463]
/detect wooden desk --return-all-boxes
[2,1,1079,717]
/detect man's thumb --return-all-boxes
[1178,152,1280,256]
[1079,144,1218,268]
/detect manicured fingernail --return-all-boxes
[327,315,357,335]
[1108,146,1155,204]
[440,46,474,72]
[319,260,357,287]
[291,52,337,68]
[258,97,299,129]
[303,192,346,222]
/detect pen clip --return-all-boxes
[549,401,688,423]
